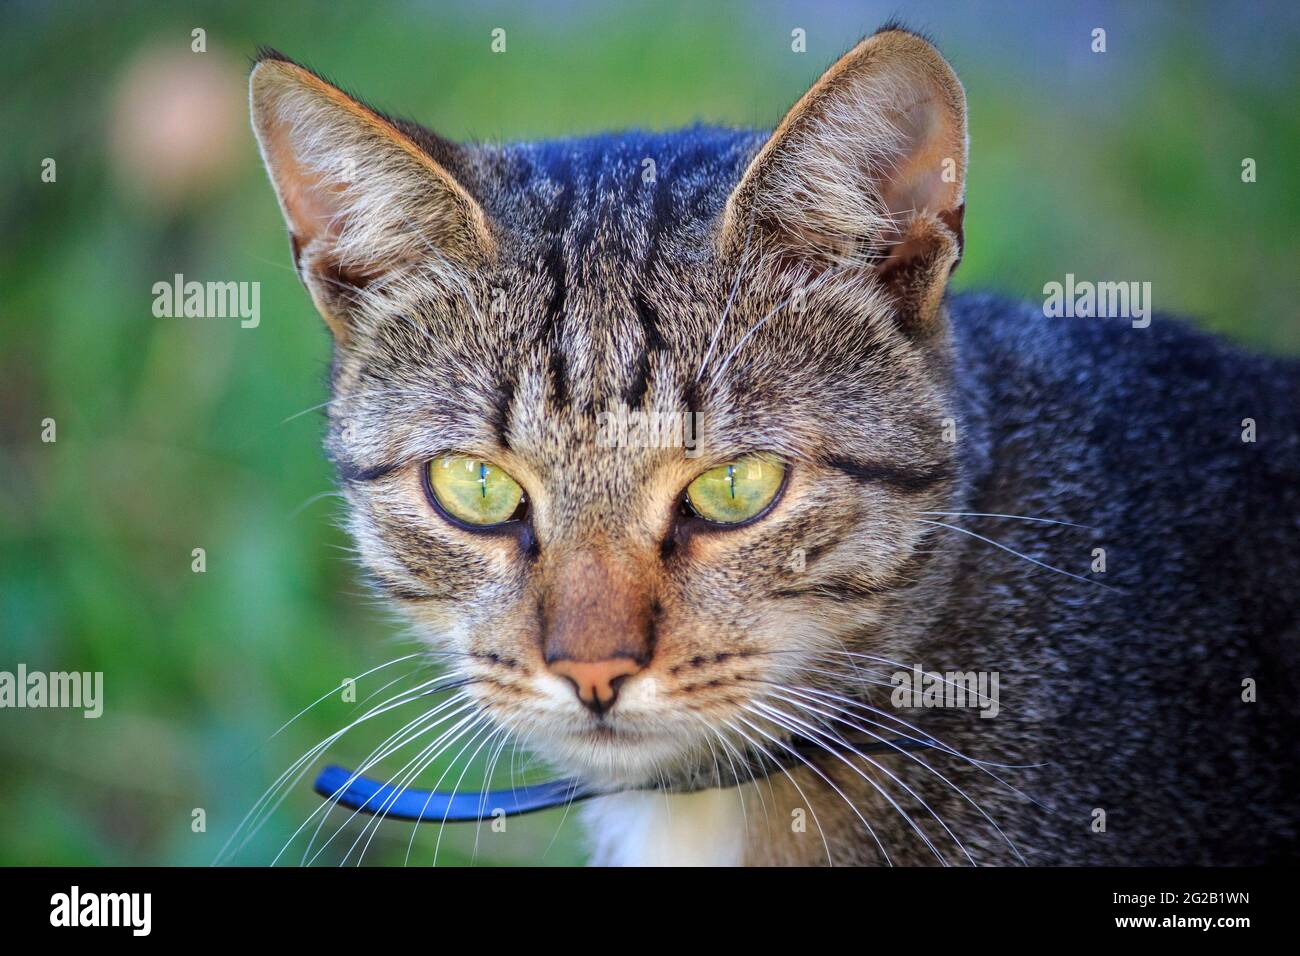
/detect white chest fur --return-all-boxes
[581,788,747,866]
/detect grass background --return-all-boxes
[1,0,1297,865]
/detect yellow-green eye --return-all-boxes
[427,456,525,526]
[685,455,785,525]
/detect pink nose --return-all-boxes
[547,657,642,715]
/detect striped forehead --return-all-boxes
[477,131,760,415]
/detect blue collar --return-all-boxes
[313,733,935,823]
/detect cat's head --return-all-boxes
[250,28,967,788]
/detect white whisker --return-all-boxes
[919,518,1116,590]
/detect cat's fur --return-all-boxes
[250,26,1300,865]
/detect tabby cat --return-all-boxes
[249,26,1299,865]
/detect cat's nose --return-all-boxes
[540,548,654,715]
[547,657,642,715]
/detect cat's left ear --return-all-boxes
[249,50,494,340]
[721,27,967,330]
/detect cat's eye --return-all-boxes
[684,455,786,525]
[426,456,526,527]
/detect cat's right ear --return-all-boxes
[720,28,967,333]
[249,50,493,340]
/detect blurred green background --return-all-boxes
[1,0,1298,866]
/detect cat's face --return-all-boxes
[251,30,967,788]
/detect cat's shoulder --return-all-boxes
[947,290,1300,405]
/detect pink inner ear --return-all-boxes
[876,96,962,244]
[266,130,350,250]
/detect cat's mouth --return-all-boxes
[534,707,811,793]
[540,719,705,790]
[577,722,626,741]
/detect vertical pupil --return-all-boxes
[479,461,488,498]
[727,464,736,499]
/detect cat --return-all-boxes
[249,25,1300,865]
